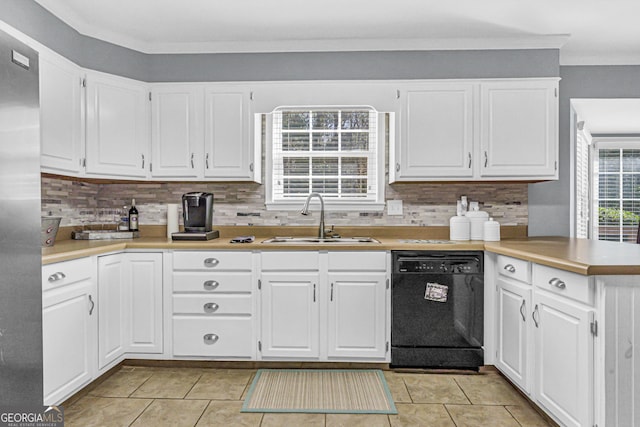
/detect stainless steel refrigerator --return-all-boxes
[0,29,43,404]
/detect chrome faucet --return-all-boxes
[301,192,325,239]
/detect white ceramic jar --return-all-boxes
[450,215,470,241]
[483,218,501,241]
[466,207,489,240]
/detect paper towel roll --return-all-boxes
[167,204,180,238]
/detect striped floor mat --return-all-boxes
[241,369,397,414]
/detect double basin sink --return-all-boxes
[262,236,380,244]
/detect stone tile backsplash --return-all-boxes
[42,176,528,228]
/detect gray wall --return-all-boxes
[528,65,640,236]
[1,0,559,82]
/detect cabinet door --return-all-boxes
[533,291,593,427]
[393,84,474,181]
[496,278,531,393]
[40,53,83,175]
[480,80,558,178]
[85,72,149,178]
[203,86,255,180]
[42,279,96,405]
[125,253,163,354]
[260,272,320,358]
[327,273,387,359]
[150,85,203,178]
[97,254,127,369]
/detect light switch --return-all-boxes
[387,200,403,216]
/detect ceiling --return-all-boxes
[34,0,640,65]
[572,99,640,134]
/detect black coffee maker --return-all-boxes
[171,192,219,240]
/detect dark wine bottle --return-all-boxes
[129,198,139,231]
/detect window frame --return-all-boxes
[264,106,387,211]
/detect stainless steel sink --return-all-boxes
[262,236,380,244]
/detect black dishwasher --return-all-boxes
[391,251,484,369]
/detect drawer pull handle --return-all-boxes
[203,280,219,290]
[532,304,539,328]
[204,258,219,268]
[549,278,566,289]
[519,300,526,322]
[203,302,219,313]
[503,264,516,273]
[89,294,95,316]
[48,272,66,282]
[203,333,219,345]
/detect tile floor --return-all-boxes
[64,365,553,427]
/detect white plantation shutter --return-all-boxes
[271,108,379,203]
[575,129,591,238]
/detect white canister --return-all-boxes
[166,203,180,238]
[483,218,501,241]
[449,215,470,241]
[466,208,489,240]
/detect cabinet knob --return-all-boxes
[503,264,516,273]
[203,333,219,345]
[204,258,219,268]
[203,280,219,290]
[203,302,219,313]
[549,278,566,289]
[48,272,66,282]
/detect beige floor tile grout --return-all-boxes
[126,397,154,427]
[181,372,204,399]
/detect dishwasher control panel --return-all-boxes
[395,254,482,274]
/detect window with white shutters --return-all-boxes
[592,139,640,242]
[266,107,384,210]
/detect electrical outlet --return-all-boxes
[387,200,403,216]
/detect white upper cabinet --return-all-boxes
[204,86,257,181]
[391,78,559,182]
[40,52,83,175]
[480,80,558,178]
[393,83,474,180]
[85,71,149,179]
[150,85,203,179]
[148,84,259,182]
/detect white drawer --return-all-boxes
[173,272,252,293]
[173,317,253,357]
[173,294,252,315]
[261,251,319,270]
[533,263,594,306]
[497,255,531,284]
[42,257,93,291]
[328,251,387,271]
[173,251,252,271]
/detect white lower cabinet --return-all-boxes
[97,254,126,369]
[327,273,387,359]
[260,271,320,358]
[533,291,593,427]
[494,255,595,427]
[258,251,389,362]
[496,277,531,392]
[125,253,163,354]
[42,258,97,405]
[171,251,255,358]
[98,253,163,369]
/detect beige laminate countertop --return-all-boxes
[42,228,640,276]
